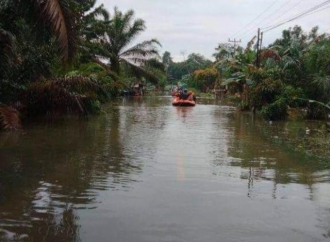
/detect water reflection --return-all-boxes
[0,97,330,241]
[0,105,141,241]
[225,112,330,200]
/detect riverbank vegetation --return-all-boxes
[164,26,330,123]
[162,26,329,161]
[0,0,165,130]
[0,2,329,141]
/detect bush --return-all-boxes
[260,98,288,120]
[239,101,250,111]
[83,99,101,114]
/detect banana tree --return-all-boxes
[214,43,256,94]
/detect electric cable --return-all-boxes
[261,0,305,28]
[235,0,297,39]
[262,0,330,32]
[230,0,279,38]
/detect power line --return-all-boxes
[262,0,330,32]
[262,0,330,33]
[261,0,295,24]
[266,0,306,26]
[301,4,330,18]
[230,0,279,38]
[261,0,305,28]
[236,0,296,39]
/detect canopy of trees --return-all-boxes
[0,0,164,130]
[211,25,330,120]
[1,0,329,130]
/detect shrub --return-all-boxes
[260,98,288,120]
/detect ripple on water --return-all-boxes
[1,98,330,242]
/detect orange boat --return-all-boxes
[172,97,196,106]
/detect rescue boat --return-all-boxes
[172,97,196,106]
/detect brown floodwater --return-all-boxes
[0,96,330,242]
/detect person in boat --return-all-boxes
[187,91,196,102]
[175,87,182,98]
[171,86,178,96]
[180,89,189,100]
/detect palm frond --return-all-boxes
[121,59,161,84]
[92,57,119,81]
[94,7,162,79]
[106,7,146,53]
[281,56,300,70]
[22,76,106,116]
[16,0,78,62]
[81,3,110,41]
[132,39,161,49]
[121,9,135,31]
[85,4,110,21]
[43,0,77,62]
[0,105,21,131]
[0,27,14,53]
[0,28,16,78]
[119,19,145,48]
[53,75,105,93]
[312,75,330,93]
[121,39,161,58]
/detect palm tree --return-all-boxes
[0,27,15,79]
[22,75,106,116]
[96,7,163,81]
[3,0,78,63]
[0,1,112,129]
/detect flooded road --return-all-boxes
[0,96,330,242]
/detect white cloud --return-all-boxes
[98,0,330,62]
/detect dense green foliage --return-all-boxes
[0,0,329,130]
[164,53,212,84]
[163,25,329,121]
[211,26,330,120]
[0,0,165,129]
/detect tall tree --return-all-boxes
[162,51,173,70]
[6,0,80,62]
[96,7,163,81]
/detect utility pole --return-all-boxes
[255,28,261,68]
[228,38,241,55]
[228,38,241,49]
[253,28,263,116]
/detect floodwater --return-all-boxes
[0,96,330,242]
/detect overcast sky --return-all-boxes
[97,0,330,62]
